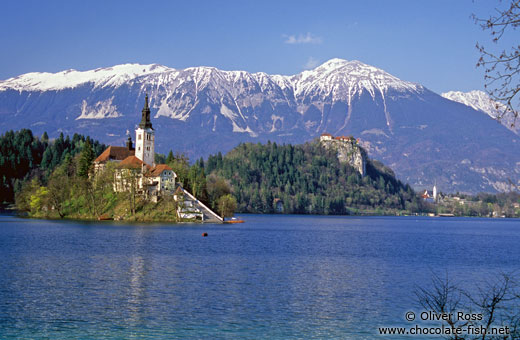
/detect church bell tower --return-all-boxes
[135,94,155,166]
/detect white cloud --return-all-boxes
[303,57,320,70]
[283,32,322,45]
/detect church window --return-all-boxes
[138,134,142,140]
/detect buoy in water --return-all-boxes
[202,232,208,237]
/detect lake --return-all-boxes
[0,214,519,339]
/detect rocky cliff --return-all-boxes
[320,136,367,176]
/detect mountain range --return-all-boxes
[1,59,519,193]
[441,90,519,134]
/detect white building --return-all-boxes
[145,164,177,196]
[320,133,333,141]
[135,94,155,167]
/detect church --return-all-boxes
[94,95,176,197]
[93,95,223,222]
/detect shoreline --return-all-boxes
[2,209,517,223]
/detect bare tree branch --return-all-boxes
[474,0,520,125]
[417,272,520,340]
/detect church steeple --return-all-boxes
[135,94,155,166]
[139,94,153,129]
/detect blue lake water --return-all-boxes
[0,214,519,339]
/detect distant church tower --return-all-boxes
[135,94,155,166]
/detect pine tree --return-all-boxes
[78,138,95,178]
[166,150,175,164]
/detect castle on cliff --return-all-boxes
[319,133,367,176]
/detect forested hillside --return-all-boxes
[204,141,422,215]
[0,129,105,203]
[1,129,426,218]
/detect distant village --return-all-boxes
[419,185,520,218]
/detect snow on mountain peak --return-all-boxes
[442,90,518,134]
[316,58,351,69]
[291,58,422,103]
[0,63,174,91]
[1,59,424,96]
[441,90,503,114]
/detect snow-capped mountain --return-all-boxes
[0,64,172,91]
[442,90,518,134]
[1,59,519,193]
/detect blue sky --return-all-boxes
[0,0,513,94]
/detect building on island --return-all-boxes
[94,96,176,198]
[94,95,223,222]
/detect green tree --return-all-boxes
[218,194,237,218]
[188,165,208,204]
[166,150,175,164]
[155,152,166,164]
[46,161,72,218]
[29,185,49,215]
[77,138,95,179]
[41,131,49,144]
[206,174,232,209]
[116,166,141,217]
[93,162,117,216]
[167,152,190,188]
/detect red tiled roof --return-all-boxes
[321,133,333,137]
[421,190,434,199]
[94,146,134,163]
[118,156,148,169]
[146,164,175,177]
[335,135,354,141]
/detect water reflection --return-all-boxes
[127,254,146,325]
[124,227,154,329]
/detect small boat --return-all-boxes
[97,213,113,221]
[438,213,455,217]
[224,217,245,224]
